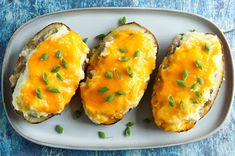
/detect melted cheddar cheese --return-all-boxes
[152,32,223,131]
[13,27,89,117]
[80,28,157,124]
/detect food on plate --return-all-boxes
[9,23,89,123]
[151,32,224,132]
[80,22,158,124]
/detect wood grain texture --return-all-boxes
[0,0,234,155]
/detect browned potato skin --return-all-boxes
[151,33,224,132]
[9,23,71,124]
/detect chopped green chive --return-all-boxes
[119,48,126,53]
[183,69,188,80]
[55,125,64,134]
[96,34,105,40]
[56,50,63,58]
[191,98,198,104]
[114,69,122,80]
[126,122,134,127]
[176,80,187,87]
[124,127,131,137]
[73,110,82,119]
[197,76,204,84]
[51,66,60,73]
[105,94,114,102]
[168,96,175,107]
[42,72,49,85]
[115,90,126,95]
[36,88,43,99]
[143,118,153,124]
[126,66,133,78]
[98,87,109,93]
[180,100,186,111]
[190,29,196,32]
[120,16,126,24]
[41,53,48,60]
[134,50,140,57]
[196,91,202,98]
[56,73,63,81]
[48,87,60,93]
[205,43,210,53]
[62,59,68,68]
[191,83,198,90]
[83,38,88,44]
[195,60,203,70]
[105,71,113,78]
[98,131,106,139]
[118,56,130,62]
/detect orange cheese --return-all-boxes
[80,29,156,123]
[16,31,89,114]
[152,32,223,131]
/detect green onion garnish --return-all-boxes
[73,110,82,119]
[115,90,126,95]
[83,38,88,44]
[168,96,175,107]
[197,76,204,84]
[42,72,49,85]
[105,71,113,78]
[196,91,202,98]
[205,43,210,53]
[98,87,109,93]
[190,29,196,32]
[119,48,126,53]
[126,122,134,127]
[195,60,203,70]
[48,87,60,93]
[105,94,114,102]
[114,69,122,80]
[126,66,133,78]
[124,127,131,137]
[56,50,62,58]
[183,69,188,80]
[98,131,106,139]
[55,125,64,134]
[191,98,198,104]
[96,34,105,40]
[51,66,60,73]
[41,53,48,60]
[134,50,140,57]
[118,56,130,62]
[56,73,63,81]
[36,88,43,99]
[191,83,198,90]
[62,59,68,68]
[176,80,187,87]
[120,16,126,24]
[143,118,153,124]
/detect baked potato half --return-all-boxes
[9,23,89,123]
[151,32,224,132]
[80,22,158,124]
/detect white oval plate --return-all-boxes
[1,7,234,150]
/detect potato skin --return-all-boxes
[81,22,159,125]
[151,32,224,132]
[9,23,71,124]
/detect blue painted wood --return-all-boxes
[0,0,234,155]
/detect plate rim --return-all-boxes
[1,7,234,150]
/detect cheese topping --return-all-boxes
[80,28,157,124]
[13,29,89,117]
[152,32,223,131]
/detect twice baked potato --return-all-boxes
[151,32,224,132]
[80,22,158,124]
[9,23,89,123]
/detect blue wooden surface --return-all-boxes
[0,0,234,155]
